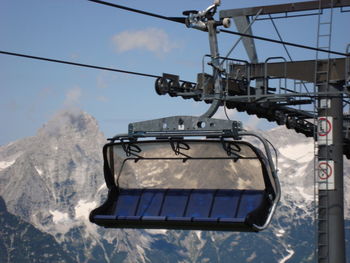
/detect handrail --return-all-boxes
[264,56,287,95]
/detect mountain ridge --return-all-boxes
[0,109,349,262]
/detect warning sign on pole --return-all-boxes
[317,116,333,145]
[318,160,335,190]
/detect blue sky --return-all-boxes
[1,0,350,145]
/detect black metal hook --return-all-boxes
[221,138,242,161]
[169,139,191,159]
[121,139,142,158]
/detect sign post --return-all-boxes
[317,116,333,145]
[317,160,335,190]
[317,82,345,263]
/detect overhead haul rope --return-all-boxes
[87,0,185,24]
[0,50,195,84]
[87,0,349,57]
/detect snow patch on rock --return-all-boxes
[75,200,97,220]
[279,143,313,163]
[35,166,43,176]
[0,160,15,170]
[50,210,70,224]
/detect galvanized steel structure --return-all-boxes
[155,1,350,262]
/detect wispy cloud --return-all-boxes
[64,86,82,107]
[112,28,179,56]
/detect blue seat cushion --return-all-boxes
[91,188,268,230]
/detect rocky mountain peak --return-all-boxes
[0,109,107,239]
[37,108,101,138]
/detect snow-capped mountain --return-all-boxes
[264,126,350,219]
[0,110,104,236]
[0,109,349,262]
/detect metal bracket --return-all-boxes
[127,116,242,138]
[184,0,221,31]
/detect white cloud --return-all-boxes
[213,107,263,130]
[213,106,238,120]
[112,28,179,56]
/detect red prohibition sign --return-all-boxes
[318,117,332,137]
[318,162,332,180]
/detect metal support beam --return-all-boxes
[317,82,346,262]
[231,14,265,96]
[230,58,346,82]
[220,0,350,19]
[232,16,258,63]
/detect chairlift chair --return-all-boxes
[90,1,280,232]
[90,116,280,232]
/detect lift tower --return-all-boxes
[219,2,349,262]
[223,2,349,262]
[155,1,350,262]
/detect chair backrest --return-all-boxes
[105,140,273,192]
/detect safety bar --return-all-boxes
[239,131,281,231]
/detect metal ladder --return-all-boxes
[345,44,350,113]
[314,0,334,262]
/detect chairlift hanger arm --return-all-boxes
[184,1,231,118]
[184,0,230,31]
